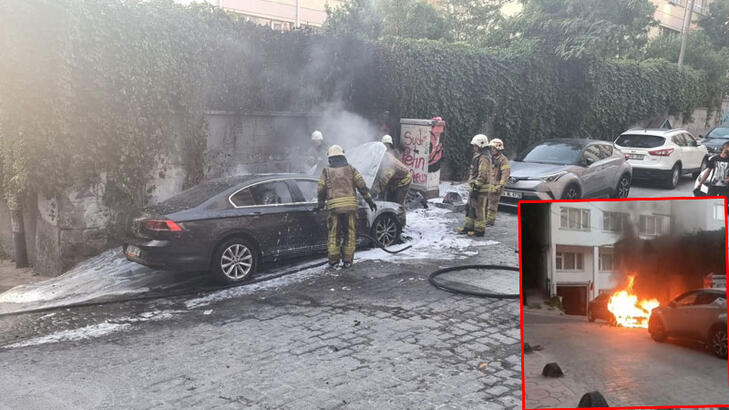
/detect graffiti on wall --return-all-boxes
[401,126,429,187]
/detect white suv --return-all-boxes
[614,128,709,189]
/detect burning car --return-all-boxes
[648,288,728,359]
[122,143,405,284]
[587,293,618,326]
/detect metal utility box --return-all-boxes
[399,118,445,199]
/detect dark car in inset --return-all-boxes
[648,288,727,358]
[701,126,729,155]
[122,174,405,284]
[587,292,617,326]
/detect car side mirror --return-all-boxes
[580,158,593,167]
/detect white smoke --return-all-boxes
[314,101,383,151]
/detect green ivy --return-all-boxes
[0,0,711,210]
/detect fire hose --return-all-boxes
[428,264,520,299]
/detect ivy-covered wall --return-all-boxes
[0,0,712,273]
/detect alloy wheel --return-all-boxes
[671,166,680,187]
[220,244,253,280]
[375,216,398,246]
[712,329,727,358]
[617,177,630,198]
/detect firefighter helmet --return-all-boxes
[381,135,393,145]
[311,130,324,141]
[327,144,345,157]
[490,138,504,150]
[470,134,489,148]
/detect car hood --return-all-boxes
[509,161,572,179]
[346,141,387,190]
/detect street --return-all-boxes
[0,207,522,409]
[629,177,697,199]
[523,311,729,408]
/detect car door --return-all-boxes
[687,292,724,339]
[671,133,689,169]
[684,133,704,169]
[227,180,298,262]
[285,178,329,254]
[578,144,605,197]
[595,144,622,194]
[663,291,699,335]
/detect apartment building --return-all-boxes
[650,0,714,38]
[180,0,343,30]
[521,199,724,315]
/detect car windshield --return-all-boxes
[706,127,729,139]
[516,141,582,165]
[615,134,665,148]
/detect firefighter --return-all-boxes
[316,145,378,268]
[381,134,402,158]
[486,138,510,226]
[373,142,412,223]
[305,130,327,174]
[456,134,493,237]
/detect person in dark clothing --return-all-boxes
[699,141,729,205]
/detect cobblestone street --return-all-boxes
[523,310,729,408]
[0,210,522,409]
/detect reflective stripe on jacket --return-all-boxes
[317,164,372,214]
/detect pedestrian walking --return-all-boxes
[486,138,510,226]
[457,134,493,237]
[699,140,729,208]
[316,145,378,268]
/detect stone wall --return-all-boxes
[0,111,322,276]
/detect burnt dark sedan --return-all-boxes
[122,174,405,284]
[587,292,617,326]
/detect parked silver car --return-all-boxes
[499,139,632,207]
[648,288,727,358]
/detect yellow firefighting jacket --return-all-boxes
[468,152,496,194]
[373,152,412,196]
[317,164,373,214]
[491,152,511,190]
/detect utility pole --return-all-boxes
[296,0,301,28]
[678,0,696,70]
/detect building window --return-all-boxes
[660,26,680,39]
[694,0,704,13]
[715,204,725,220]
[560,207,591,231]
[639,215,668,236]
[599,253,614,272]
[603,212,629,233]
[556,252,584,271]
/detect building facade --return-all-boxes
[650,0,714,38]
[179,0,343,30]
[529,199,724,315]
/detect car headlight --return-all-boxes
[539,171,568,182]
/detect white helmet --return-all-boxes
[381,134,393,145]
[327,144,345,157]
[490,138,504,150]
[471,134,489,149]
[311,130,323,141]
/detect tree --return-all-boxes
[644,31,729,109]
[324,0,383,40]
[491,0,657,60]
[698,0,729,50]
[438,0,508,44]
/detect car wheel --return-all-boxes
[371,213,400,247]
[692,157,708,179]
[587,309,595,322]
[709,326,728,359]
[611,175,630,198]
[664,163,681,189]
[561,184,581,200]
[212,237,258,285]
[648,316,667,342]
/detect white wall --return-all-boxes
[671,198,725,233]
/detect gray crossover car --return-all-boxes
[499,139,632,207]
[648,288,727,358]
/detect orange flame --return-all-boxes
[607,276,660,328]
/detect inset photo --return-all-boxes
[519,197,728,409]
